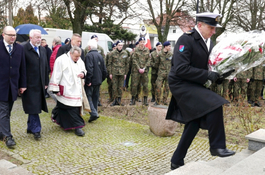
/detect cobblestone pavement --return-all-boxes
[0,98,245,175]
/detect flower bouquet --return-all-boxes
[206,30,265,87]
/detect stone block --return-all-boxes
[245,129,265,151]
[148,105,177,137]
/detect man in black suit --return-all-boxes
[22,29,49,140]
[166,12,235,170]
[56,33,84,61]
[0,26,27,148]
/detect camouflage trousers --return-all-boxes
[107,77,113,100]
[233,78,249,102]
[151,73,158,96]
[210,82,222,96]
[155,73,169,103]
[223,79,234,101]
[248,80,263,102]
[131,72,149,97]
[112,75,124,98]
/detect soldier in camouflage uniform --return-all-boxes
[232,69,252,105]
[130,37,151,106]
[129,42,142,103]
[248,64,264,107]
[105,43,117,102]
[150,42,162,102]
[154,41,173,105]
[108,40,129,106]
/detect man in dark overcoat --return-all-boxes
[0,26,27,148]
[56,33,85,61]
[21,29,49,140]
[166,12,235,170]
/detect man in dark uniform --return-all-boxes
[166,12,235,170]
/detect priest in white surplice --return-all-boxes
[48,46,87,136]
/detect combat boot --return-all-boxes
[130,96,135,105]
[151,94,155,102]
[154,98,160,106]
[110,98,118,106]
[143,96,148,106]
[117,97,124,106]
[136,94,141,102]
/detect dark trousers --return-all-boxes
[27,114,41,133]
[171,106,226,165]
[85,85,100,117]
[0,96,14,138]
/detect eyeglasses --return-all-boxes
[4,33,16,37]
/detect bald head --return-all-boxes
[2,26,16,44]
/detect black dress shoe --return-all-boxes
[75,128,85,136]
[4,136,16,147]
[98,101,102,106]
[89,116,99,123]
[27,129,33,134]
[33,132,41,139]
[171,163,182,170]
[210,148,235,157]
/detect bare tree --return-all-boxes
[138,0,189,43]
[88,0,140,26]
[188,0,236,42]
[234,0,265,31]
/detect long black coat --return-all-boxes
[166,28,228,124]
[21,42,48,114]
[0,40,26,101]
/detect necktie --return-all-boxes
[34,46,38,52]
[7,45,12,54]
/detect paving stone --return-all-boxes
[0,98,245,174]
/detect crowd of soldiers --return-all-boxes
[210,64,265,107]
[98,36,265,108]
[105,37,173,106]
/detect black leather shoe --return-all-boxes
[210,148,235,157]
[33,132,41,139]
[98,101,102,106]
[4,136,16,147]
[89,116,99,123]
[27,129,33,134]
[75,128,85,136]
[171,163,182,170]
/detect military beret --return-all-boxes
[116,40,123,45]
[163,41,170,47]
[196,12,222,27]
[112,43,117,48]
[156,42,162,46]
[64,38,70,44]
[138,37,145,42]
[91,35,98,39]
[135,41,139,46]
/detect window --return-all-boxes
[108,41,113,51]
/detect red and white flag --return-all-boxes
[145,31,151,50]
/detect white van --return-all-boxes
[82,31,113,55]
[42,28,114,55]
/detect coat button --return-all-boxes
[10,66,12,69]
